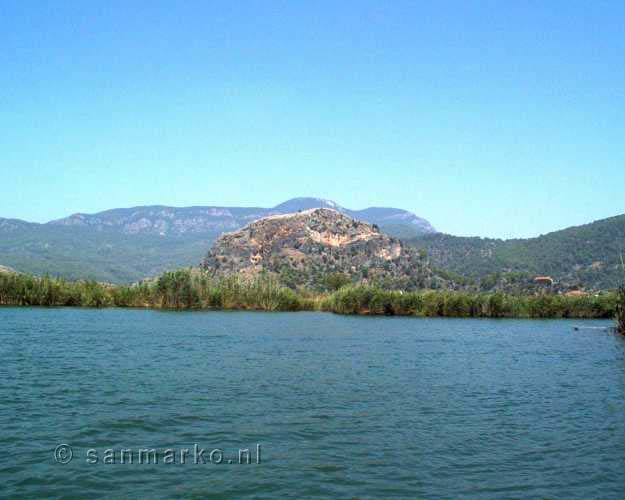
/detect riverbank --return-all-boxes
[0,270,620,319]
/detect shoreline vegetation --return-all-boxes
[0,270,622,320]
[616,287,625,333]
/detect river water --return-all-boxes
[1,308,624,498]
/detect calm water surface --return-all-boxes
[1,308,625,498]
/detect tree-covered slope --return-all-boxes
[0,222,218,283]
[408,214,625,290]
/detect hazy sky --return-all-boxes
[1,1,623,238]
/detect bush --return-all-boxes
[616,286,625,334]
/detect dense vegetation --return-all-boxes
[0,271,306,311]
[321,286,616,319]
[408,214,625,291]
[0,270,618,319]
[616,287,625,335]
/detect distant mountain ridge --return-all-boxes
[46,197,436,237]
[0,198,435,283]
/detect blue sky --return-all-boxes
[1,1,623,238]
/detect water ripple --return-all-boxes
[1,308,624,498]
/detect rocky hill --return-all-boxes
[202,208,445,291]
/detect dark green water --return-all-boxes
[1,308,625,498]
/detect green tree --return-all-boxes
[324,272,351,291]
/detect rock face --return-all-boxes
[202,208,443,290]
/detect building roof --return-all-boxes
[534,276,554,283]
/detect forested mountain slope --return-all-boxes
[408,215,625,290]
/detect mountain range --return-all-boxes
[47,197,435,236]
[0,198,434,283]
[2,197,624,290]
